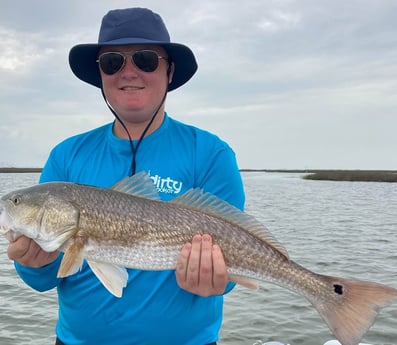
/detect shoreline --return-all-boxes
[0,167,42,173]
[241,169,397,182]
[1,167,396,182]
[301,170,397,183]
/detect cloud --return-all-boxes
[1,0,397,169]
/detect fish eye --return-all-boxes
[10,195,22,205]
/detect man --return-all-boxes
[7,8,245,345]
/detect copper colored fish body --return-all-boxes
[1,172,396,345]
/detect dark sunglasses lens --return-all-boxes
[99,53,125,75]
[132,51,159,72]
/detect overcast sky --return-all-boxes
[1,0,396,170]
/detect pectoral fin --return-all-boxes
[87,261,128,298]
[57,237,128,298]
[57,238,85,277]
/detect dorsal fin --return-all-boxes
[111,171,160,200]
[171,189,289,259]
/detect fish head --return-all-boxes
[0,183,79,252]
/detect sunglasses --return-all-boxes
[97,50,168,75]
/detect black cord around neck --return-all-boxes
[100,87,167,176]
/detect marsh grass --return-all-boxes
[2,168,397,183]
[241,169,397,183]
[302,170,397,182]
[0,167,42,173]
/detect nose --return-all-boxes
[120,55,142,75]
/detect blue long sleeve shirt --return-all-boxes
[15,114,245,345]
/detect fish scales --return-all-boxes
[74,182,292,284]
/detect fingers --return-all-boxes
[7,235,60,268]
[176,241,192,283]
[187,234,203,286]
[211,243,228,292]
[198,234,214,288]
[175,234,228,297]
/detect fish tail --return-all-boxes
[312,275,397,345]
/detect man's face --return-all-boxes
[99,44,173,125]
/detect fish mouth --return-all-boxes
[1,223,21,242]
[0,207,8,233]
[4,229,21,242]
[0,207,18,241]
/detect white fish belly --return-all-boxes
[83,239,181,270]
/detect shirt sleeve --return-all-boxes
[14,254,63,292]
[195,137,245,211]
[39,146,68,183]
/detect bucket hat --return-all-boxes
[69,8,198,91]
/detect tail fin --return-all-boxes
[312,276,397,345]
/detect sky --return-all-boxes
[1,0,396,170]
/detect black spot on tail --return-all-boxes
[333,284,344,295]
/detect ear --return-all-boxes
[167,62,175,84]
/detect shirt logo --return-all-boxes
[149,172,183,195]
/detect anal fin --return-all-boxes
[230,274,259,289]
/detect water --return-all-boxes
[0,172,396,345]
[0,174,57,345]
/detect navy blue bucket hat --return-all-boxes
[69,8,198,91]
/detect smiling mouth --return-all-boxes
[120,86,144,91]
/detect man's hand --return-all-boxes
[7,235,60,268]
[175,234,228,297]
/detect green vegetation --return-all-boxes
[302,170,397,183]
[240,169,397,182]
[2,168,397,182]
[0,167,42,173]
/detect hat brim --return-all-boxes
[69,38,198,91]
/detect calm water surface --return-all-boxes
[0,172,396,345]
